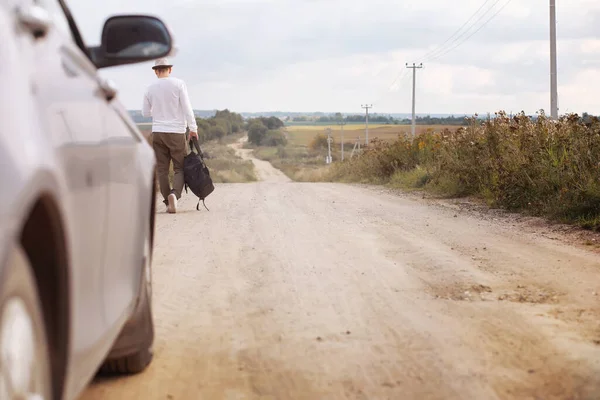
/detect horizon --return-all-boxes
[127,109,572,118]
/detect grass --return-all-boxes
[389,167,432,191]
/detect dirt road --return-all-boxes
[81,141,600,400]
[230,137,291,183]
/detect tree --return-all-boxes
[195,118,212,143]
[270,117,284,129]
[261,130,287,147]
[210,125,226,140]
[248,121,268,145]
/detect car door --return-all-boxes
[24,0,112,389]
[102,101,147,327]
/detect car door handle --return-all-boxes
[16,5,51,39]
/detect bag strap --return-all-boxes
[196,199,209,211]
[189,137,205,159]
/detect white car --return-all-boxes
[0,0,174,399]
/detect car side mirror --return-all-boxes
[90,15,173,69]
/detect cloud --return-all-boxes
[64,0,600,114]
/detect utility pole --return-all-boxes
[325,128,332,164]
[351,136,361,158]
[550,0,558,119]
[361,104,373,145]
[406,63,423,137]
[338,119,347,161]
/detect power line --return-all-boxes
[417,0,497,63]
[420,0,504,63]
[377,68,409,99]
[424,0,514,64]
[371,0,503,106]
[372,69,411,106]
[370,0,512,111]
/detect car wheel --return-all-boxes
[0,244,52,400]
[100,230,154,375]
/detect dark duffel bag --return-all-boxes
[183,137,214,211]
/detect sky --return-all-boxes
[65,0,600,115]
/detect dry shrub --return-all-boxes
[309,133,331,151]
[328,111,600,229]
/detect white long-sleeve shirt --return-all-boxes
[142,77,198,134]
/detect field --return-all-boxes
[247,124,463,182]
[285,124,461,147]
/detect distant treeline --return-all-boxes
[290,113,470,126]
[136,110,599,135]
[290,112,600,126]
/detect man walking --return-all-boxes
[143,58,198,214]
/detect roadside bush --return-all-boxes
[277,145,288,158]
[309,133,331,151]
[210,125,226,140]
[248,121,268,145]
[328,111,600,229]
[260,130,288,147]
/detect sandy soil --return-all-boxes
[80,140,600,400]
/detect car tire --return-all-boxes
[0,244,53,400]
[100,229,154,375]
[99,334,152,375]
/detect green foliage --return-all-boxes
[210,125,226,140]
[261,130,288,147]
[329,111,600,230]
[246,116,284,131]
[194,109,244,144]
[245,116,286,146]
[390,167,431,190]
[248,121,268,145]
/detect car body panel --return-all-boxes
[0,1,160,399]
